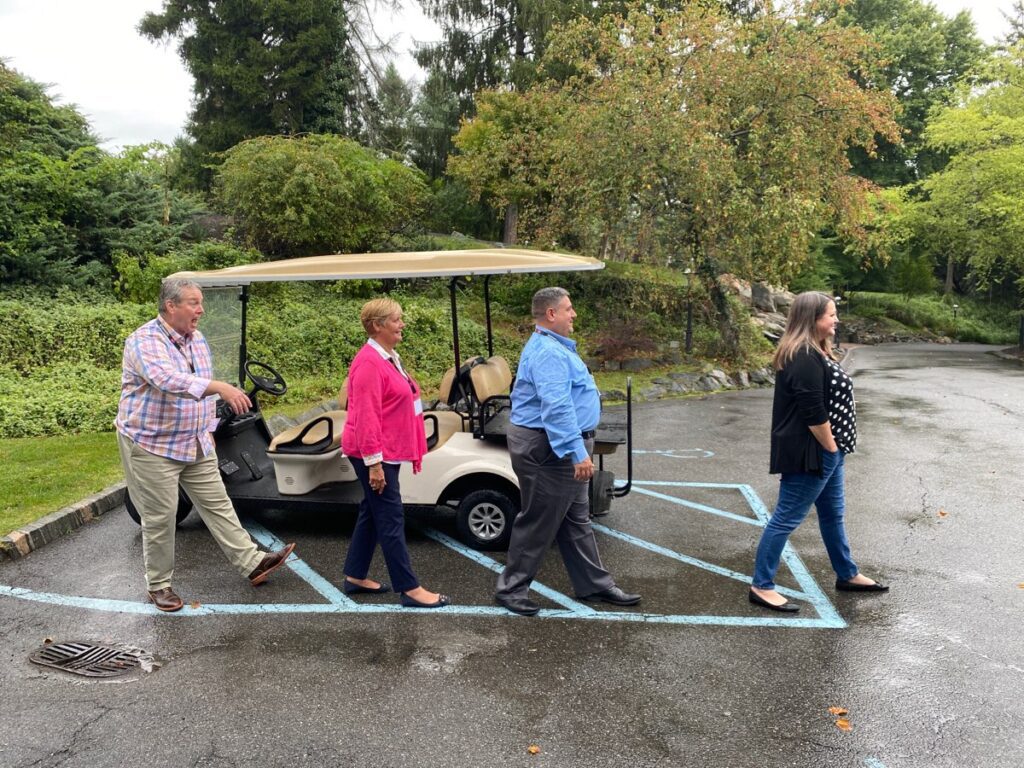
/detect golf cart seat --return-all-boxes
[265,379,355,494]
[424,410,466,451]
[469,356,514,439]
[434,356,483,409]
[423,365,471,449]
[269,410,347,454]
[268,377,349,455]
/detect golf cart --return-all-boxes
[125,248,633,550]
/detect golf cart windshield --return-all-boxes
[199,286,244,386]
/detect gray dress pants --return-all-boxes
[496,424,615,599]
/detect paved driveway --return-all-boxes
[0,343,1021,768]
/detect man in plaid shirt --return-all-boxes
[116,278,295,612]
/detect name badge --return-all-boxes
[414,399,424,416]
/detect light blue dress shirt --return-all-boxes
[510,327,601,464]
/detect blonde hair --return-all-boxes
[360,297,402,336]
[772,291,835,371]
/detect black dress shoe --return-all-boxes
[579,586,641,606]
[748,589,800,613]
[495,594,540,616]
[343,579,391,595]
[836,579,889,592]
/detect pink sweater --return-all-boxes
[342,344,427,473]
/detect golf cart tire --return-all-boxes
[456,489,517,551]
[125,487,194,527]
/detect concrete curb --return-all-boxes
[0,482,126,561]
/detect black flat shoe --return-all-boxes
[748,589,800,613]
[343,579,391,595]
[836,579,889,592]
[400,592,451,608]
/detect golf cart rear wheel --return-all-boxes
[125,487,193,527]
[456,489,516,551]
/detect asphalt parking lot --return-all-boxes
[1,343,1021,768]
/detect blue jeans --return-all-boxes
[752,448,858,590]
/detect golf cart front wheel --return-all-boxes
[456,489,516,551]
[125,487,194,527]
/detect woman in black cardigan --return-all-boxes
[749,292,888,612]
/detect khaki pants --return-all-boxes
[117,432,263,591]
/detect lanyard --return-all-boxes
[167,333,195,373]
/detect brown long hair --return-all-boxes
[772,291,835,371]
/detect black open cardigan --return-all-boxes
[769,347,830,475]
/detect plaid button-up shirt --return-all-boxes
[115,317,216,462]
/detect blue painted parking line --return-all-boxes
[0,480,845,627]
[246,520,355,607]
[632,449,715,459]
[415,524,599,615]
[632,486,761,526]
[628,481,844,627]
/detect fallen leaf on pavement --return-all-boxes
[527,745,541,755]
[835,718,852,732]
[828,706,848,716]
[937,509,948,517]
[190,600,201,609]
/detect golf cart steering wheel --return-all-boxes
[244,360,288,396]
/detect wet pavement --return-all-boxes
[0,343,1021,767]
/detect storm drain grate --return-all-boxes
[28,641,145,678]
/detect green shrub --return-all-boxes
[0,296,150,374]
[114,242,262,304]
[216,134,428,256]
[848,292,1016,344]
[0,362,121,437]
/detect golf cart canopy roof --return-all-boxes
[172,248,604,287]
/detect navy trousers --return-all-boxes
[343,458,419,593]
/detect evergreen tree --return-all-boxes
[409,70,462,179]
[1002,0,1024,47]
[139,0,369,189]
[369,62,413,156]
[0,64,205,287]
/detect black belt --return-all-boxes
[518,426,595,439]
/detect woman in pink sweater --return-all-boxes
[341,298,451,608]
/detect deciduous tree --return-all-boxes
[828,0,987,186]
[904,48,1024,304]
[450,2,899,348]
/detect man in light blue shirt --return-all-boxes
[495,287,641,616]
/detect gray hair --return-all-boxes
[531,286,569,321]
[159,278,202,316]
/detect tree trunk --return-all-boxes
[698,252,740,354]
[503,203,519,245]
[944,252,954,293]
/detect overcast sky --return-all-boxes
[0,0,1014,151]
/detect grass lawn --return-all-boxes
[0,432,124,537]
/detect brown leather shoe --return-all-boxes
[248,542,296,585]
[148,587,184,612]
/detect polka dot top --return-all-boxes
[826,358,857,454]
